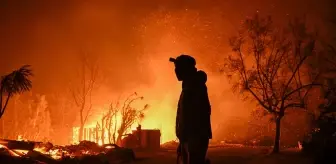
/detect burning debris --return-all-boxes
[0,139,135,164]
[0,125,161,163]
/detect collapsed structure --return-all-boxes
[72,125,161,150]
[122,127,161,150]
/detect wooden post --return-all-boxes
[88,128,91,141]
[95,127,99,143]
[84,128,87,141]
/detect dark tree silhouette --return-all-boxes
[105,102,120,144]
[71,53,100,142]
[0,65,33,118]
[116,92,148,145]
[95,102,119,145]
[222,15,321,153]
[312,18,336,78]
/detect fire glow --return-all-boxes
[71,56,180,145]
[72,95,178,145]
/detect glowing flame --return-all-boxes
[72,57,180,145]
[33,146,64,160]
[72,98,177,145]
[98,140,103,146]
[17,135,24,141]
[14,149,29,155]
[105,145,114,149]
[33,147,45,153]
[298,141,303,150]
[0,144,23,157]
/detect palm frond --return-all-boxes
[1,65,33,95]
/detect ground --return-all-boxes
[134,147,313,164]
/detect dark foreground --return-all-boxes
[0,145,314,164]
[135,147,313,164]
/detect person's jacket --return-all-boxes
[175,70,212,141]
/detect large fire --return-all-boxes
[72,91,178,145]
[72,57,180,145]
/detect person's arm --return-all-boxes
[180,88,198,138]
[175,104,181,139]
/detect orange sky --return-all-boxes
[0,0,335,144]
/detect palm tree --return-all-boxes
[0,65,33,118]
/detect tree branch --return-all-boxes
[71,89,80,107]
[282,56,309,97]
[271,51,286,81]
[84,104,92,125]
[283,103,304,110]
[282,41,315,99]
[283,83,322,100]
[253,44,272,107]
[247,88,273,113]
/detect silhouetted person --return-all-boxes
[170,55,212,164]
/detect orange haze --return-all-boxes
[0,0,334,145]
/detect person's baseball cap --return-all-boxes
[169,54,196,67]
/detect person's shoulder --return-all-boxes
[196,70,207,84]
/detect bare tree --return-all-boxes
[111,101,120,144]
[105,102,119,144]
[0,65,33,119]
[95,102,119,145]
[96,116,106,144]
[223,15,321,153]
[116,92,148,145]
[71,53,100,142]
[96,109,110,145]
[310,18,336,84]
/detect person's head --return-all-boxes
[169,54,197,81]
